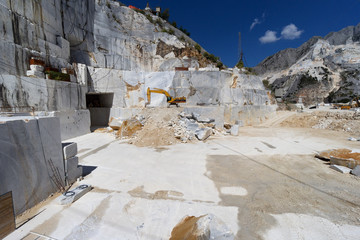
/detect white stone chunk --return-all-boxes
[62,142,78,160]
[230,125,239,136]
[26,70,44,78]
[195,127,212,141]
[30,65,44,72]
[330,165,351,174]
[351,165,360,177]
[173,214,234,240]
[108,117,123,130]
[74,63,88,85]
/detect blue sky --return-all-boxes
[119,0,360,67]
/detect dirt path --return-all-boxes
[258,111,296,127]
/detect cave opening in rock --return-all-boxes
[86,92,114,131]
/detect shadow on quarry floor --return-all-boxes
[90,126,108,132]
[81,165,97,177]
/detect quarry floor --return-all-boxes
[7,113,360,240]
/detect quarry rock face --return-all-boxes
[88,67,275,127]
[255,23,360,105]
[66,0,208,72]
[0,0,275,139]
[0,0,204,76]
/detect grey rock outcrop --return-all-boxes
[254,36,322,75]
[255,23,360,105]
[324,24,360,45]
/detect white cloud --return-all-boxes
[259,30,280,44]
[281,24,304,40]
[250,13,266,30]
[250,18,260,30]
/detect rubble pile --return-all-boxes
[280,110,360,136]
[96,108,242,147]
[316,148,360,176]
[177,112,215,142]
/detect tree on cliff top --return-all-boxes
[160,9,170,21]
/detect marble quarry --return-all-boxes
[0,0,275,216]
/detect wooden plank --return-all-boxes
[0,191,16,239]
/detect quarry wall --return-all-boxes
[87,67,275,127]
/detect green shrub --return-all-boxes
[195,44,201,53]
[171,21,177,28]
[135,9,145,15]
[161,28,174,35]
[236,60,244,69]
[203,52,219,63]
[262,80,271,89]
[145,14,154,24]
[244,67,256,75]
[179,26,190,36]
[216,62,223,69]
[160,9,170,21]
[45,71,70,82]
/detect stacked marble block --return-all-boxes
[62,142,83,185]
[26,58,45,78]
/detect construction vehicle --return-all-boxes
[146,87,186,107]
[340,97,360,110]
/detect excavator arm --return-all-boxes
[353,97,360,107]
[147,87,172,104]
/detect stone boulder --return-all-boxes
[108,117,123,130]
[170,214,234,240]
[230,125,239,136]
[116,118,143,138]
[195,128,212,141]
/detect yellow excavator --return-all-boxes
[146,87,186,106]
[340,97,360,110]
